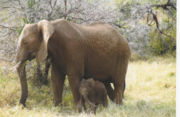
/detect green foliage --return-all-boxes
[16,17,33,36]
[16,27,24,36]
[149,29,176,56]
[23,17,28,24]
[26,60,49,87]
[114,0,133,8]
[149,7,176,56]
[23,17,34,24]
[28,0,36,8]
[114,0,176,57]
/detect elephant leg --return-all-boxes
[92,104,97,114]
[113,58,128,105]
[83,95,96,113]
[78,96,86,112]
[82,97,86,110]
[113,81,124,105]
[51,65,65,106]
[104,82,114,101]
[68,74,82,111]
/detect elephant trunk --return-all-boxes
[16,62,28,106]
[15,46,28,106]
[16,47,28,106]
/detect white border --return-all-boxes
[177,0,179,116]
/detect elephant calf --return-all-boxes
[79,78,108,113]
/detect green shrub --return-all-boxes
[149,29,176,56]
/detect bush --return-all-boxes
[149,29,176,56]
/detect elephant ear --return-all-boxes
[37,20,54,63]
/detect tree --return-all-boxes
[114,0,176,55]
[0,0,176,60]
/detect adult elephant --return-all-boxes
[15,19,131,110]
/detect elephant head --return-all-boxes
[15,20,54,106]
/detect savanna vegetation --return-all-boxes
[0,56,176,117]
[0,0,176,117]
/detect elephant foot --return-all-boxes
[114,98,123,105]
[54,101,62,106]
[76,101,83,112]
[114,92,123,105]
[19,99,26,107]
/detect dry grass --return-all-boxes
[0,56,176,117]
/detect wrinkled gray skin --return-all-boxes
[16,62,27,106]
[15,19,130,110]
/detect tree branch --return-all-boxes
[112,23,126,29]
[151,0,176,10]
[0,25,17,31]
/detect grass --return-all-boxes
[0,56,176,117]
